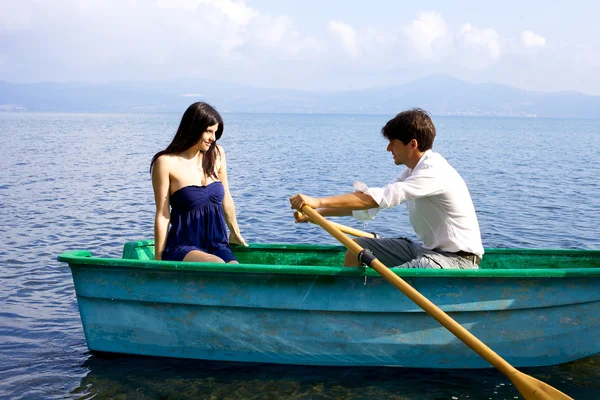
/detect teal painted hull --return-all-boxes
[58,241,600,368]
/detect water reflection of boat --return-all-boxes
[58,240,600,369]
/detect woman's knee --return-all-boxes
[184,251,225,263]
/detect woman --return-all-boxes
[150,102,247,263]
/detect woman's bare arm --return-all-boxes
[218,146,247,246]
[151,156,171,260]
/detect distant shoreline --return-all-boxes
[2,109,600,120]
[2,75,599,118]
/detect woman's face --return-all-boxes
[198,123,219,152]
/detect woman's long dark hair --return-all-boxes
[150,102,223,180]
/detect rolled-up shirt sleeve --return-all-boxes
[351,163,446,221]
[352,181,382,221]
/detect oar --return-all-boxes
[294,211,376,238]
[300,205,572,400]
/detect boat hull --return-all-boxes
[60,241,600,368]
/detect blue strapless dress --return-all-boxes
[161,182,237,262]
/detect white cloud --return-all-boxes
[328,20,360,57]
[146,1,324,61]
[522,30,546,47]
[403,12,450,60]
[458,23,501,59]
[0,0,326,80]
[209,0,258,25]
[155,0,257,25]
[1,3,599,94]
[400,15,500,69]
[254,15,289,48]
[454,23,501,69]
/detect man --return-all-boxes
[289,108,483,269]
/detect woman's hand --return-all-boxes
[229,231,248,247]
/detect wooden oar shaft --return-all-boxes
[301,205,570,400]
[318,220,375,238]
[296,211,376,238]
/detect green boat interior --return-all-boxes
[90,239,600,278]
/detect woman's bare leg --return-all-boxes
[183,250,225,263]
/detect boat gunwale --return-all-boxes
[57,242,600,278]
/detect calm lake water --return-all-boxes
[0,112,599,399]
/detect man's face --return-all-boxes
[386,139,411,166]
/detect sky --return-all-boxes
[1,0,599,95]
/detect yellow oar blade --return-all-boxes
[510,372,573,400]
[299,205,573,400]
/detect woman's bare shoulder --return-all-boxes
[157,153,179,164]
[153,153,178,174]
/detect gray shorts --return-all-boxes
[355,237,479,270]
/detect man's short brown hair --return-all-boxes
[381,108,436,152]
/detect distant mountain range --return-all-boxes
[1,75,599,118]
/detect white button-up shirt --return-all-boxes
[353,150,484,257]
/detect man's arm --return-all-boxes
[293,208,352,223]
[289,192,378,213]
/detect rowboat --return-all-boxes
[57,240,600,369]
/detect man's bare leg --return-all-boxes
[343,239,363,267]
